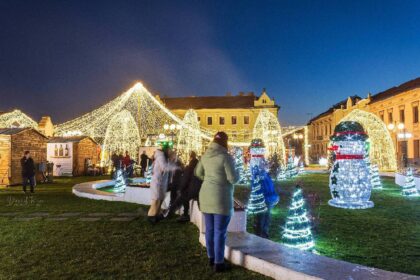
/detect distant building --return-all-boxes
[308,77,420,168]
[158,89,279,143]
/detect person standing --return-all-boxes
[21,151,36,193]
[168,150,184,213]
[140,151,149,177]
[147,143,177,224]
[194,132,238,272]
[166,151,201,222]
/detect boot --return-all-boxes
[214,263,230,273]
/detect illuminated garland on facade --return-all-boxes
[176,109,202,163]
[0,109,38,129]
[282,186,315,251]
[253,109,286,161]
[340,109,397,171]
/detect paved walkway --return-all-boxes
[0,208,146,222]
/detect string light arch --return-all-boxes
[176,109,202,163]
[339,109,397,171]
[253,109,286,161]
[102,109,141,159]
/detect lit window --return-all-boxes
[231,116,237,125]
[244,116,249,125]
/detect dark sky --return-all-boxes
[1,0,420,125]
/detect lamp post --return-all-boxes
[388,122,412,168]
[163,123,181,143]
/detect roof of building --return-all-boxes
[48,136,97,144]
[160,94,277,110]
[307,95,362,124]
[370,77,420,102]
[0,128,28,135]
[0,127,47,138]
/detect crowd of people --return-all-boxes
[144,131,279,273]
[20,131,278,273]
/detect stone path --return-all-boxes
[0,209,144,222]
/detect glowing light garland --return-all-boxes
[277,166,287,181]
[402,168,419,197]
[113,169,127,193]
[340,109,397,171]
[282,187,315,251]
[145,165,152,183]
[299,162,305,174]
[176,109,202,163]
[370,164,382,189]
[285,155,298,179]
[55,83,288,158]
[233,147,247,184]
[253,109,286,160]
[247,139,268,214]
[0,109,38,129]
[329,121,374,209]
[102,110,141,161]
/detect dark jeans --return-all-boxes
[22,176,35,193]
[254,207,272,238]
[203,213,231,264]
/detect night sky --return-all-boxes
[1,0,420,125]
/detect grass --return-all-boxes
[0,177,269,280]
[235,173,420,276]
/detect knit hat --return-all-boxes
[213,131,228,149]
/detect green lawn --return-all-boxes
[0,177,269,280]
[235,173,420,276]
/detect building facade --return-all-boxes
[308,77,420,168]
[157,89,279,143]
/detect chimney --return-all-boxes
[238,92,245,96]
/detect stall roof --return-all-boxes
[0,127,48,138]
[48,136,97,144]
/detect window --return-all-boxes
[379,111,384,121]
[414,107,419,123]
[262,99,267,104]
[219,117,225,125]
[197,116,201,122]
[231,116,237,125]
[388,111,393,123]
[400,109,405,123]
[244,116,250,125]
[414,140,420,158]
[207,117,212,125]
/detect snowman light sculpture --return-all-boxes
[329,121,374,209]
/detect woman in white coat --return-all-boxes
[147,144,177,224]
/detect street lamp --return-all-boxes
[388,122,411,168]
[163,123,181,142]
